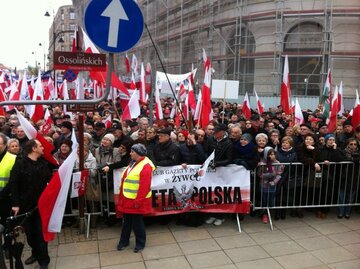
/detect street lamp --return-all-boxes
[45,10,73,83]
[39,42,46,71]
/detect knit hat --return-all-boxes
[131,143,147,156]
[343,119,352,127]
[263,146,275,159]
[241,133,253,142]
[103,133,115,144]
[324,133,335,142]
[61,121,73,131]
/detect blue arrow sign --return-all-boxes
[84,0,144,53]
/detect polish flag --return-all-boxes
[154,83,163,120]
[125,53,130,73]
[338,81,344,116]
[29,71,45,124]
[351,89,360,128]
[0,87,6,116]
[131,54,138,75]
[280,55,291,115]
[199,48,212,128]
[327,85,339,133]
[102,113,112,129]
[7,83,20,111]
[294,98,304,124]
[242,92,251,120]
[41,108,53,135]
[38,135,78,241]
[122,90,141,120]
[187,79,196,113]
[20,72,31,113]
[70,170,89,198]
[140,63,147,104]
[130,72,137,90]
[16,110,59,167]
[47,77,56,99]
[254,90,264,114]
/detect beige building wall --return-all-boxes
[69,0,360,98]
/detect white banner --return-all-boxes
[114,164,250,215]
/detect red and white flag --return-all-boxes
[29,71,45,124]
[242,92,251,119]
[327,85,339,133]
[131,54,138,75]
[187,79,196,114]
[338,81,344,116]
[41,108,53,135]
[16,110,58,167]
[70,170,89,198]
[102,113,112,129]
[122,90,140,120]
[351,89,360,128]
[280,55,291,115]
[125,53,130,73]
[199,48,212,128]
[294,98,304,124]
[38,140,78,241]
[7,83,19,111]
[254,89,264,114]
[154,83,163,120]
[140,63,147,104]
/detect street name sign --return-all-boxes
[53,51,106,71]
[84,0,144,53]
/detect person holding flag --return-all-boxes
[9,139,53,269]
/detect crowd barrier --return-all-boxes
[253,161,360,230]
[64,161,360,235]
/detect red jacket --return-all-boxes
[116,157,153,215]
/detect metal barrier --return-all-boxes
[253,161,360,230]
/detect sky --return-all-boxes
[0,0,72,70]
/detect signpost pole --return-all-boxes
[78,114,86,234]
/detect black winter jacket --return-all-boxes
[9,156,53,213]
[153,140,181,166]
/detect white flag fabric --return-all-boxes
[294,98,304,124]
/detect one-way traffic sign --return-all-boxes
[84,0,144,53]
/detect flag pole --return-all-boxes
[196,99,203,129]
[222,82,227,124]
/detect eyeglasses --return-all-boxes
[349,143,357,146]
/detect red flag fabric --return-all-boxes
[280,55,291,115]
[199,50,212,128]
[125,54,130,73]
[328,86,339,133]
[102,113,112,129]
[38,145,78,241]
[41,108,53,135]
[254,90,264,114]
[242,92,251,120]
[122,90,140,120]
[140,63,147,104]
[351,90,360,128]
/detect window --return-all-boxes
[284,22,324,96]
[70,24,76,31]
[70,11,76,20]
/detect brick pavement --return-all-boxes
[7,209,360,269]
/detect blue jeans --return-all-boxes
[338,189,355,216]
[262,186,276,208]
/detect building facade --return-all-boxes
[70,0,360,98]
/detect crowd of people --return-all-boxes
[0,97,360,260]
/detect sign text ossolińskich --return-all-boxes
[53,51,106,71]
